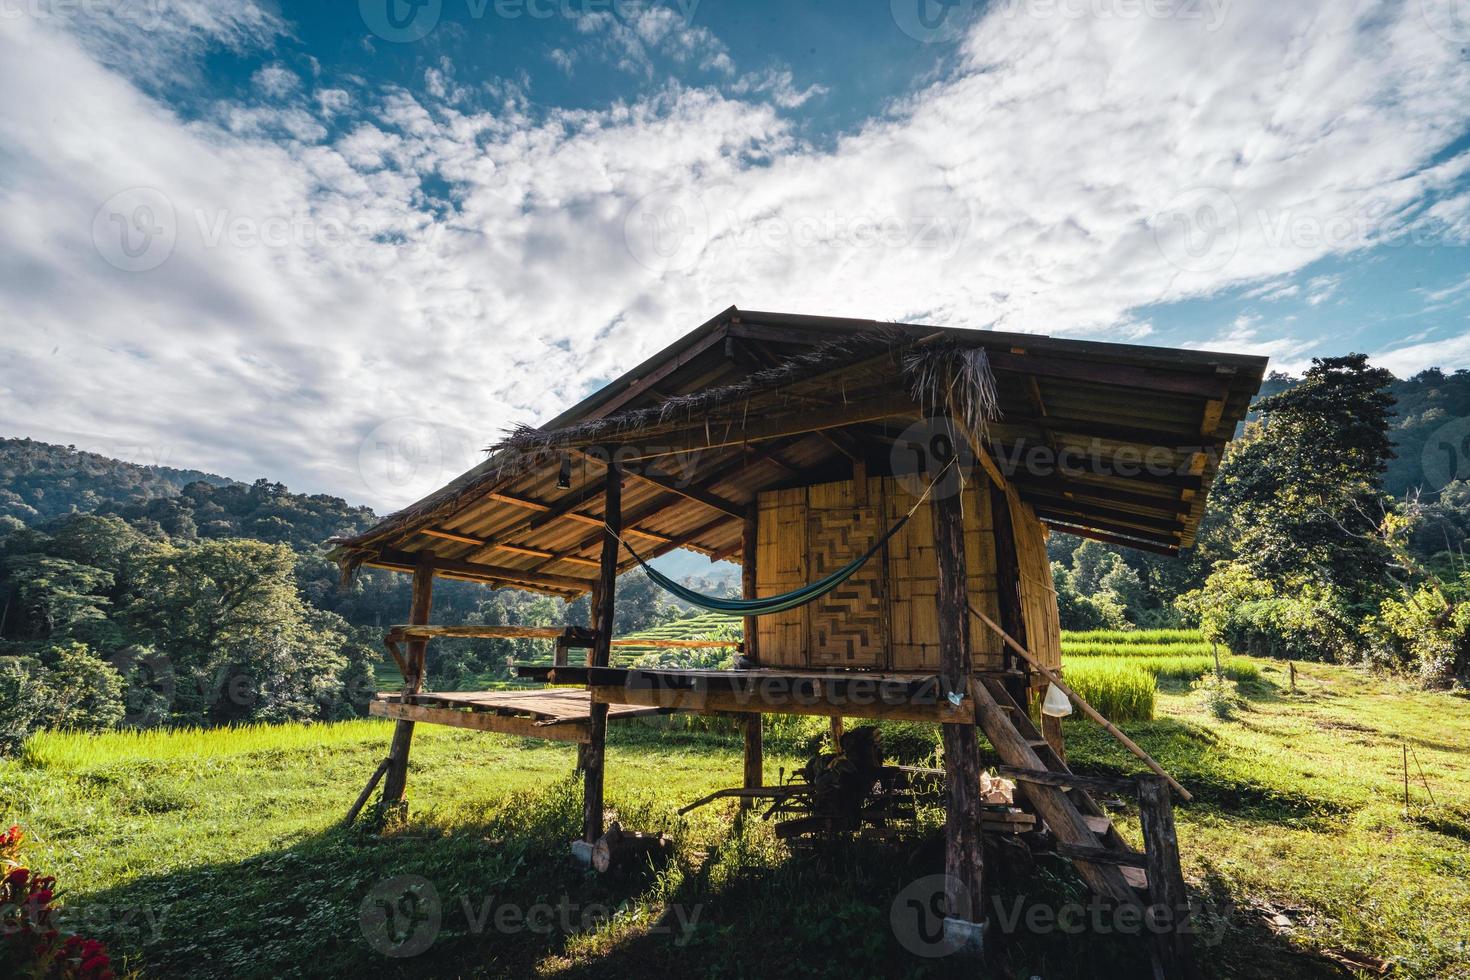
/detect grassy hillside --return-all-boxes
[7,650,1469,978]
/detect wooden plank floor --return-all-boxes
[388,688,665,723]
[368,688,670,743]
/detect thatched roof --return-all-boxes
[328,307,1267,597]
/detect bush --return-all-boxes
[1363,578,1470,686]
[0,644,125,755]
[1060,660,1156,723]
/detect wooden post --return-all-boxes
[933,480,985,946]
[829,716,845,751]
[1138,775,1195,979]
[1042,713,1066,766]
[742,716,763,811]
[583,462,620,844]
[989,483,1032,709]
[741,506,762,810]
[742,504,760,665]
[382,559,434,808]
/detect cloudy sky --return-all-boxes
[3,0,1470,514]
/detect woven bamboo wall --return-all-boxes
[754,472,1059,673]
[1006,486,1063,673]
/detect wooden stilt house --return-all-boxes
[329,307,1266,966]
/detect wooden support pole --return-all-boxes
[381,559,434,809]
[342,757,391,826]
[742,504,760,665]
[1042,714,1067,766]
[933,480,985,936]
[989,483,1031,706]
[829,716,845,751]
[1138,775,1196,980]
[742,715,763,812]
[583,463,620,844]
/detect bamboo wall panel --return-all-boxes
[807,479,888,668]
[753,471,1031,672]
[1007,488,1062,672]
[755,488,809,668]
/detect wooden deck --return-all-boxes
[513,665,1016,723]
[369,688,671,743]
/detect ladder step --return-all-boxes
[1083,815,1113,835]
[1120,866,1149,891]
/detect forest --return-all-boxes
[3,357,1469,750]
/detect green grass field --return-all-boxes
[6,642,1470,978]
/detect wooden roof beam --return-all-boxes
[576,450,745,519]
[987,350,1234,400]
[1031,510,1183,546]
[373,548,595,593]
[987,441,1206,491]
[1037,521,1182,557]
[605,395,919,460]
[419,528,601,569]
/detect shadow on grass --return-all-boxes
[1052,716,1356,827]
[69,771,1292,980]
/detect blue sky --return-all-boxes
[2,0,1470,515]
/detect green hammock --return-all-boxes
[618,512,913,617]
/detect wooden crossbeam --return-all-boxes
[370,699,591,743]
[590,685,974,725]
[1031,510,1183,546]
[988,350,1234,400]
[421,528,602,569]
[603,395,919,459]
[373,548,594,593]
[1034,521,1182,556]
[577,451,744,519]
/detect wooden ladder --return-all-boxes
[973,677,1148,903]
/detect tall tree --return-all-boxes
[1207,354,1396,608]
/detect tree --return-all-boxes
[123,539,356,724]
[1207,354,1396,610]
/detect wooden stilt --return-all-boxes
[933,476,985,945]
[742,715,763,812]
[742,504,760,666]
[989,484,1032,708]
[829,716,845,751]
[381,559,434,809]
[1042,713,1067,766]
[583,462,620,844]
[1138,775,1196,979]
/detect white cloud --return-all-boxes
[3,0,1470,511]
[1305,273,1342,306]
[252,64,299,98]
